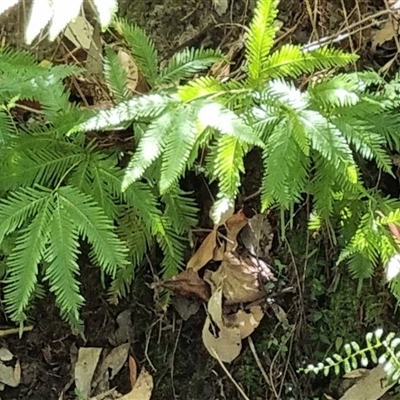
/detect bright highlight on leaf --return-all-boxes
[0,0,18,15]
[2,0,118,44]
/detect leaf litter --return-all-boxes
[155,209,276,362]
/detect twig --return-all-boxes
[304,9,394,51]
[248,336,278,398]
[210,348,251,400]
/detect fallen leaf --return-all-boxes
[240,212,274,258]
[119,368,153,400]
[339,366,394,400]
[207,286,224,327]
[0,348,13,362]
[372,19,397,52]
[210,197,234,226]
[128,356,138,388]
[75,347,102,399]
[0,361,20,387]
[172,295,200,320]
[208,253,274,305]
[186,229,217,271]
[157,269,211,301]
[225,210,248,251]
[343,368,369,379]
[202,316,242,363]
[224,306,264,339]
[64,15,94,50]
[94,343,130,383]
[270,303,290,330]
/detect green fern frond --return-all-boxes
[197,102,262,145]
[122,112,172,190]
[104,46,130,102]
[304,329,400,385]
[157,224,187,278]
[58,186,129,275]
[310,159,338,218]
[300,110,355,170]
[160,108,198,193]
[262,45,357,79]
[309,74,361,108]
[115,19,159,87]
[334,117,393,174]
[0,47,39,73]
[0,110,15,144]
[214,135,246,200]
[158,47,223,85]
[44,198,84,329]
[0,186,52,243]
[339,213,380,278]
[71,94,174,133]
[177,76,225,102]
[0,145,86,191]
[4,197,53,323]
[261,121,306,210]
[162,188,198,234]
[245,0,279,83]
[124,182,164,235]
[109,210,151,302]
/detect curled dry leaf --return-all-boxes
[119,367,153,400]
[155,268,211,302]
[202,316,242,363]
[240,212,274,258]
[225,209,248,251]
[202,288,242,363]
[202,287,265,362]
[207,252,274,305]
[186,229,217,271]
[224,306,264,339]
[128,355,138,389]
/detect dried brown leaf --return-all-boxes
[202,316,242,363]
[224,306,264,339]
[208,253,274,304]
[372,19,397,52]
[128,356,138,389]
[158,269,211,301]
[187,229,217,271]
[225,210,248,251]
[119,368,153,400]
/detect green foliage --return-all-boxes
[0,45,198,328]
[5,0,400,329]
[303,329,400,384]
[70,0,400,304]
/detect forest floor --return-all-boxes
[1,0,400,399]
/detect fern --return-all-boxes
[104,46,130,102]
[114,19,159,87]
[158,48,223,85]
[245,0,279,83]
[303,329,400,384]
[4,0,400,328]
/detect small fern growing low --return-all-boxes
[303,329,400,383]
[0,45,199,329]
[73,0,400,301]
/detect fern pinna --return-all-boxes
[75,0,400,300]
[0,47,198,329]
[303,329,400,384]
